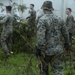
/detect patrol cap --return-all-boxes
[41,1,54,11]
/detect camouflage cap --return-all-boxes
[41,1,54,11]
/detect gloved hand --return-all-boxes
[35,45,46,58]
[34,46,41,57]
[64,43,71,51]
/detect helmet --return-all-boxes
[41,1,54,11]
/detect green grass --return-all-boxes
[0,53,39,75]
[0,53,75,75]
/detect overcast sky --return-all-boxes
[0,0,75,19]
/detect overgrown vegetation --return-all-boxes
[0,0,75,75]
[0,16,74,75]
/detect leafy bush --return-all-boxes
[12,19,36,53]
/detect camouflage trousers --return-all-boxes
[39,54,64,75]
[69,33,72,45]
[1,30,13,53]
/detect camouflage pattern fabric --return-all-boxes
[28,10,36,34]
[39,55,64,75]
[0,13,13,53]
[66,14,74,44]
[37,11,70,75]
[37,11,70,55]
[28,9,36,22]
[66,14,74,33]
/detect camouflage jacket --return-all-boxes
[36,9,44,24]
[37,11,70,55]
[0,13,14,33]
[28,10,36,22]
[66,14,74,33]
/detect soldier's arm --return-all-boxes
[61,20,70,45]
[0,15,9,24]
[37,18,46,51]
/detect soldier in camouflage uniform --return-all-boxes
[36,1,70,75]
[0,6,14,56]
[26,4,36,34]
[66,8,74,44]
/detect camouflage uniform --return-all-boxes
[0,13,14,54]
[36,9,44,24]
[37,1,70,75]
[27,10,36,33]
[28,9,36,22]
[66,14,74,44]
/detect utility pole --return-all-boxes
[61,0,67,20]
[61,0,64,19]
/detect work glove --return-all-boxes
[35,45,46,58]
[64,43,71,51]
[35,46,41,57]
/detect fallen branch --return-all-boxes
[14,29,34,51]
[72,36,75,41]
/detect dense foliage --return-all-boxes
[0,1,75,75]
[12,19,36,53]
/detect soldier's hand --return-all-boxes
[41,51,45,58]
[35,46,41,57]
[64,43,71,51]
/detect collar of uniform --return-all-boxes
[45,11,53,14]
[68,13,72,17]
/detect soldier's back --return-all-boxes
[39,12,64,55]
